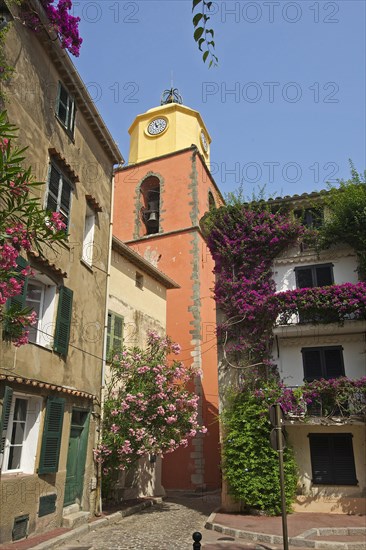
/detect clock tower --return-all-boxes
[113,90,223,491]
[128,96,211,165]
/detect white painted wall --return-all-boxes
[275,337,366,387]
[273,251,359,292]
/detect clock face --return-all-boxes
[147,118,167,136]
[200,130,208,153]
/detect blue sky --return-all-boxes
[72,0,366,198]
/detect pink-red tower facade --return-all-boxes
[113,99,224,490]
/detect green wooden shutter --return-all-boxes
[113,315,123,353]
[106,312,112,361]
[6,256,29,312]
[54,287,73,355]
[106,313,123,361]
[38,397,65,474]
[4,256,29,338]
[0,386,13,465]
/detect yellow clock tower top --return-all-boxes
[128,91,211,165]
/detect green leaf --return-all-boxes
[194,27,204,41]
[192,0,202,11]
[198,38,205,51]
[203,50,209,63]
[193,12,203,26]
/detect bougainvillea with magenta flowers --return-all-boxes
[201,202,366,365]
[95,332,207,495]
[22,0,82,57]
[201,204,303,365]
[272,282,366,325]
[254,377,366,418]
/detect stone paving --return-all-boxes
[58,493,261,550]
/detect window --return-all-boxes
[45,163,72,229]
[12,515,29,541]
[82,202,95,266]
[294,207,323,229]
[56,82,75,136]
[1,389,42,474]
[295,264,334,289]
[302,346,345,381]
[25,274,57,348]
[106,312,124,361]
[135,272,144,289]
[309,433,357,485]
[5,258,73,356]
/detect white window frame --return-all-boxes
[2,394,42,474]
[25,273,57,349]
[45,163,73,230]
[82,203,95,266]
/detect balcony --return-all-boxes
[282,379,366,423]
[272,282,366,329]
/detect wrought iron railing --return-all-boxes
[285,386,366,419]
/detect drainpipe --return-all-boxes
[95,168,115,516]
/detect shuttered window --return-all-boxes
[56,82,76,136]
[309,433,357,485]
[12,515,29,541]
[4,257,29,338]
[0,386,13,468]
[53,287,73,356]
[106,312,124,361]
[295,264,334,289]
[45,163,72,229]
[302,346,345,381]
[38,397,65,474]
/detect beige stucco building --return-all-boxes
[106,237,179,499]
[0,1,123,543]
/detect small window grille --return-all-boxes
[12,514,29,541]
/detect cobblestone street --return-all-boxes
[58,494,259,550]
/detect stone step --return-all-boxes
[62,511,91,529]
[63,503,80,517]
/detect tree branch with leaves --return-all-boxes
[192,0,218,67]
